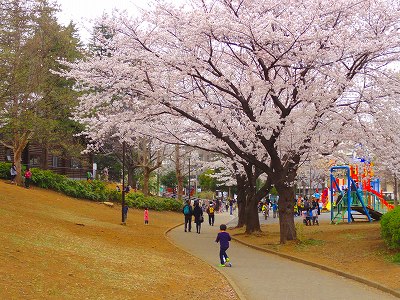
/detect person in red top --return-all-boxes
[144,207,149,225]
[24,168,32,189]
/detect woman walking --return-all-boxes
[193,201,204,234]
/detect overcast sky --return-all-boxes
[56,0,147,42]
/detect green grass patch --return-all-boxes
[390,252,400,264]
[296,238,325,250]
[340,233,366,240]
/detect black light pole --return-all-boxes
[188,157,191,201]
[121,141,126,223]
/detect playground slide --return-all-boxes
[364,186,395,210]
[351,206,383,221]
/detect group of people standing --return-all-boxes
[258,200,279,219]
[296,196,321,226]
[182,199,219,233]
[10,163,32,188]
[213,198,236,215]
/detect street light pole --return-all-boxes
[309,162,312,198]
[188,157,191,201]
[121,141,126,223]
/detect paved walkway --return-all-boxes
[167,212,398,300]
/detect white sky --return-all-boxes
[56,0,148,42]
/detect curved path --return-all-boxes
[167,212,398,300]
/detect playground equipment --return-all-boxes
[329,165,394,224]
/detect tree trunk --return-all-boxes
[243,169,261,234]
[236,174,247,228]
[175,145,184,202]
[276,183,297,243]
[244,191,261,234]
[394,176,398,207]
[13,146,24,186]
[143,167,150,196]
[127,167,135,189]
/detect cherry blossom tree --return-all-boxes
[64,0,400,243]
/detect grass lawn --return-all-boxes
[0,180,236,299]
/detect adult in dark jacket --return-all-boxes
[182,200,193,232]
[193,201,204,234]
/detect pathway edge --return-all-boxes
[230,235,400,299]
[165,223,246,300]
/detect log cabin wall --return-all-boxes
[0,144,92,180]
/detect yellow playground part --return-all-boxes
[325,200,331,211]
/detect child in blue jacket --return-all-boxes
[215,224,231,267]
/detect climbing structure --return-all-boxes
[329,165,393,224]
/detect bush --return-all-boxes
[381,206,400,250]
[31,168,109,202]
[391,252,400,264]
[0,162,182,212]
[0,162,12,179]
[125,191,182,212]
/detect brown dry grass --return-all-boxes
[230,219,400,291]
[0,180,237,299]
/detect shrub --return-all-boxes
[125,192,181,212]
[0,162,11,179]
[31,168,109,202]
[381,206,400,250]
[0,162,28,180]
[0,162,182,212]
[392,252,400,264]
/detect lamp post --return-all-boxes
[121,141,126,223]
[188,157,191,201]
[309,162,312,198]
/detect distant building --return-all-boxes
[0,143,92,179]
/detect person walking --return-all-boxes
[182,200,193,232]
[261,202,269,219]
[206,202,215,226]
[24,168,32,189]
[193,201,203,234]
[121,204,129,225]
[144,207,149,225]
[272,201,278,218]
[215,224,232,267]
[86,171,92,181]
[229,199,234,215]
[10,163,17,184]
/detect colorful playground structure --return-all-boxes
[329,164,394,224]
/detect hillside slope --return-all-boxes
[0,181,236,299]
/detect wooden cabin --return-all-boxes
[0,143,92,180]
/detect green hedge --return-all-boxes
[381,206,400,250]
[31,168,108,201]
[0,162,12,179]
[125,191,182,211]
[0,162,27,179]
[0,162,182,212]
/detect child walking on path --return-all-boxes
[215,224,231,267]
[144,208,149,225]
